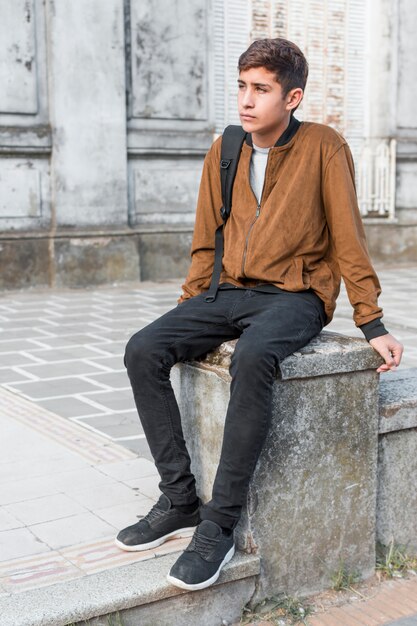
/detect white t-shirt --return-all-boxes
[250,142,270,205]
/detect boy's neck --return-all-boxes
[251,113,292,148]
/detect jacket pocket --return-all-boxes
[283,257,310,291]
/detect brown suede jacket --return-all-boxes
[178,120,385,330]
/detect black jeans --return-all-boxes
[124,285,326,530]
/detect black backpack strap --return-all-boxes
[220,125,247,221]
[204,125,246,303]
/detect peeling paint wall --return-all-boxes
[126,0,213,227]
[131,1,207,120]
[0,0,38,114]
[0,0,51,231]
[46,0,128,228]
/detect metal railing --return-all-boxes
[357,138,396,219]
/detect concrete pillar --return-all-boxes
[377,370,417,552]
[45,0,128,227]
[172,331,383,599]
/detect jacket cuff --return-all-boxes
[358,318,389,341]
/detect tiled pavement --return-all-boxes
[0,267,416,620]
[0,268,416,457]
[0,280,189,597]
[0,280,186,460]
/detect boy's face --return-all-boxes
[237,67,302,147]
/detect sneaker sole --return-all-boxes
[166,544,235,591]
[114,526,197,552]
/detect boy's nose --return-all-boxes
[242,92,254,107]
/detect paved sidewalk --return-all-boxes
[0,267,415,460]
[0,280,189,596]
[306,576,417,626]
[0,266,416,619]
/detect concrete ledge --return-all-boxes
[379,369,417,434]
[365,222,417,264]
[377,368,417,550]
[0,550,259,626]
[377,427,417,551]
[0,228,193,289]
[194,330,383,380]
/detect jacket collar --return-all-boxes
[245,114,301,148]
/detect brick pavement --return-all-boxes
[0,266,416,618]
[305,576,417,625]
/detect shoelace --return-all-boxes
[138,501,166,525]
[186,530,219,558]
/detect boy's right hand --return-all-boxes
[369,334,404,373]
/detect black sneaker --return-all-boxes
[166,520,235,591]
[114,494,200,552]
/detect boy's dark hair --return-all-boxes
[238,38,308,115]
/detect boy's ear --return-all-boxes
[287,87,304,110]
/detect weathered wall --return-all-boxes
[47,0,128,228]
[367,0,417,227]
[0,0,211,289]
[126,0,213,228]
[0,0,51,233]
[0,0,416,290]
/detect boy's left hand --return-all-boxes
[369,334,404,373]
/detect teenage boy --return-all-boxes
[115,38,403,591]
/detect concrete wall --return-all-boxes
[0,0,211,289]
[0,0,416,290]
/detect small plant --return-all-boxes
[331,560,362,591]
[241,593,313,625]
[106,613,126,626]
[376,539,417,580]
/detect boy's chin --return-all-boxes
[240,119,258,132]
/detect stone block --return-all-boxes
[54,235,140,288]
[377,368,417,551]
[364,222,417,263]
[86,578,255,626]
[0,550,259,626]
[379,369,417,434]
[377,428,417,552]
[130,157,202,224]
[173,331,383,599]
[137,230,193,281]
[0,237,49,290]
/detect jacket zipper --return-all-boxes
[241,166,267,277]
[241,204,261,277]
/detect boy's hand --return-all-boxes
[369,334,404,373]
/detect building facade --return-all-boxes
[0,0,416,290]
